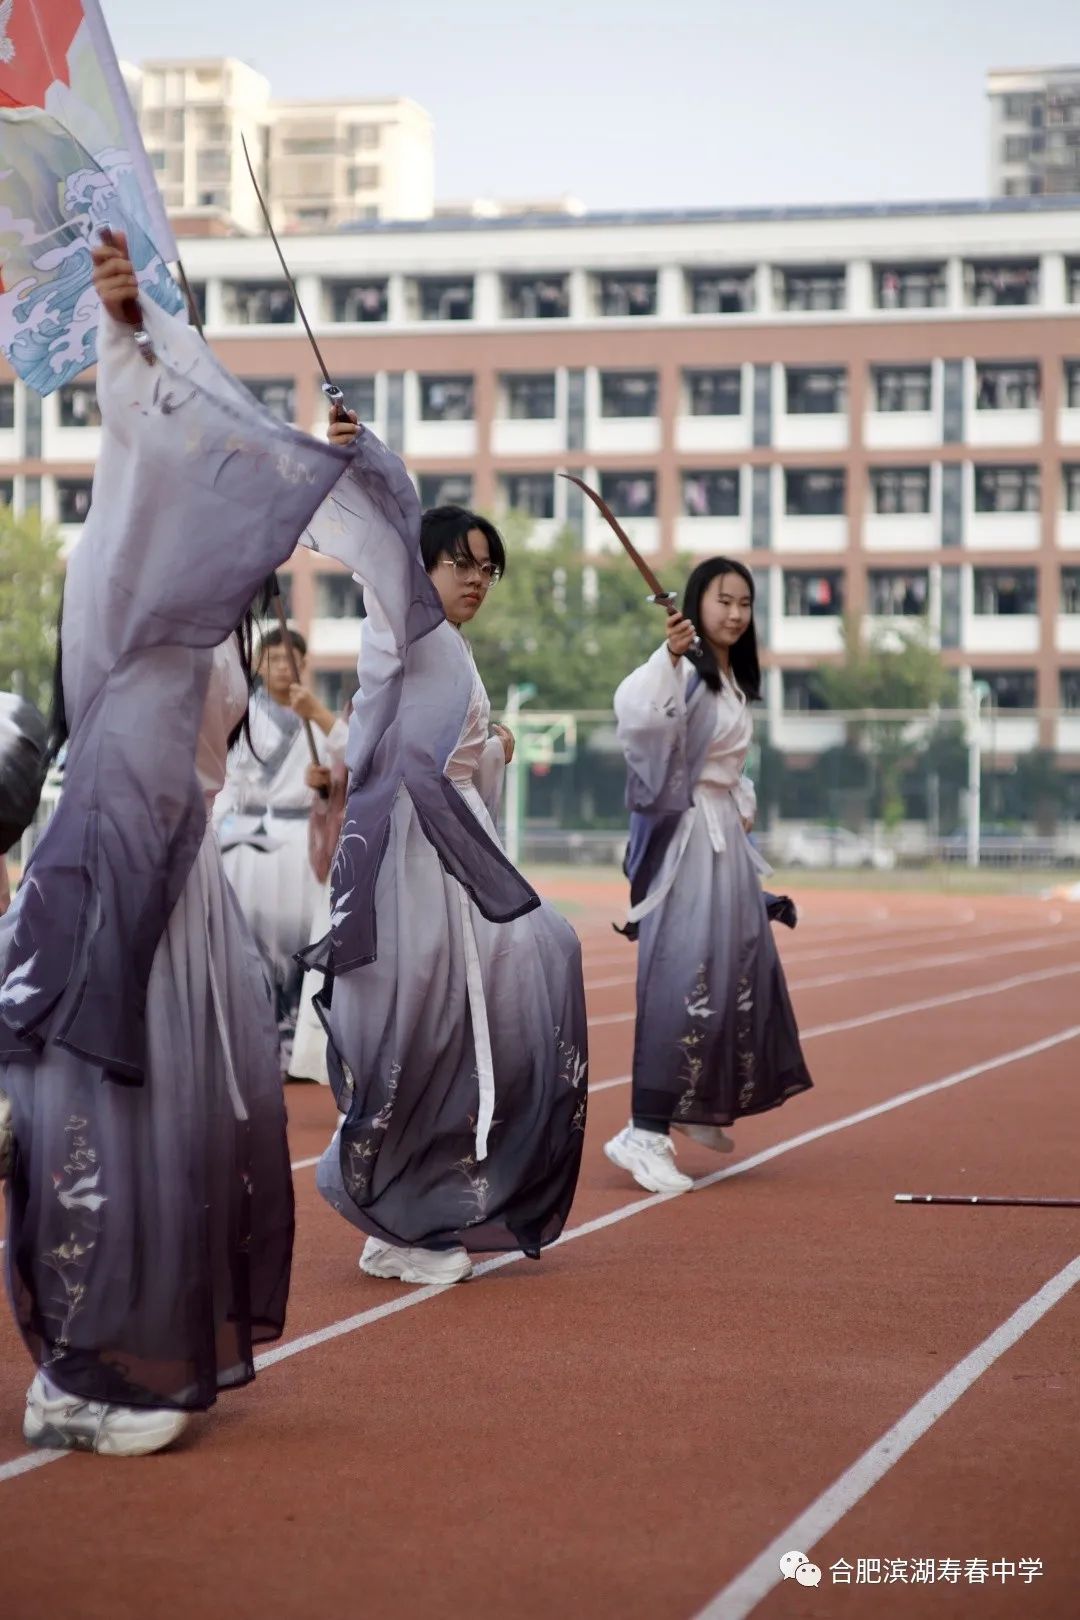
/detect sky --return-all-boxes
[102,0,1079,212]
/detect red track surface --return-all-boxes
[1,881,1078,1620]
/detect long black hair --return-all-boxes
[682,556,761,701]
[419,505,507,577]
[228,575,280,752]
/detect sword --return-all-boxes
[895,1194,1080,1208]
[239,135,348,422]
[558,473,701,653]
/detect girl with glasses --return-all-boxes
[297,411,587,1285]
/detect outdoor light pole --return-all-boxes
[503,682,536,867]
[965,680,989,870]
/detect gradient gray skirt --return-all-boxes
[630,794,812,1127]
[317,788,587,1257]
[2,827,295,1410]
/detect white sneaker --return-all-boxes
[23,1371,189,1457]
[604,1124,694,1195]
[359,1236,473,1286]
[673,1121,736,1155]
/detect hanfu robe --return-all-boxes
[0,302,348,1409]
[298,432,588,1257]
[616,646,812,1128]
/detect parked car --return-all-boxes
[776,826,897,871]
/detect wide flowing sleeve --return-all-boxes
[614,644,691,812]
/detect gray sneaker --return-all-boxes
[23,1372,189,1457]
[673,1121,736,1154]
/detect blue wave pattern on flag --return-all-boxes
[0,0,183,395]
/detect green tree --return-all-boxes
[816,615,954,829]
[1012,748,1071,836]
[0,503,63,711]
[466,515,673,711]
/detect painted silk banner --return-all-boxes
[0,0,183,394]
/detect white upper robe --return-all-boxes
[614,645,760,924]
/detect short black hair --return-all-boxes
[258,623,308,658]
[419,505,507,578]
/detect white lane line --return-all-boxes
[694,1251,1080,1620]
[585,958,1080,1095]
[791,928,1080,992]
[5,1022,1073,1488]
[584,921,1027,992]
[4,954,1077,1257]
[589,929,1080,1025]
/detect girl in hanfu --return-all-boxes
[300,410,589,1286]
[0,237,346,1454]
[604,557,813,1195]
[215,623,348,1078]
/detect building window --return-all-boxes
[598,472,656,517]
[784,571,844,617]
[316,575,367,619]
[221,283,296,325]
[418,473,473,508]
[870,467,931,515]
[501,474,555,518]
[974,466,1040,513]
[503,275,569,319]
[1065,466,1080,510]
[973,568,1038,615]
[785,469,846,516]
[973,670,1037,709]
[594,272,657,318]
[1003,93,1039,120]
[686,269,755,314]
[242,379,296,423]
[501,373,557,420]
[350,123,381,150]
[349,165,380,191]
[414,277,474,321]
[872,365,932,413]
[327,280,388,322]
[682,470,740,517]
[868,570,929,616]
[0,478,13,508]
[874,263,948,309]
[0,384,13,430]
[1061,670,1080,710]
[599,372,658,418]
[964,260,1040,307]
[315,668,360,711]
[684,368,742,416]
[1067,260,1080,304]
[57,478,93,524]
[57,383,101,428]
[785,366,847,415]
[975,362,1040,410]
[775,266,846,312]
[1064,362,1080,408]
[782,671,830,711]
[418,376,474,421]
[333,376,377,421]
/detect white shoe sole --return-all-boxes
[603,1136,693,1196]
[360,1245,473,1286]
[673,1123,736,1154]
[23,1406,189,1458]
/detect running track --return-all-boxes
[1,880,1077,1619]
